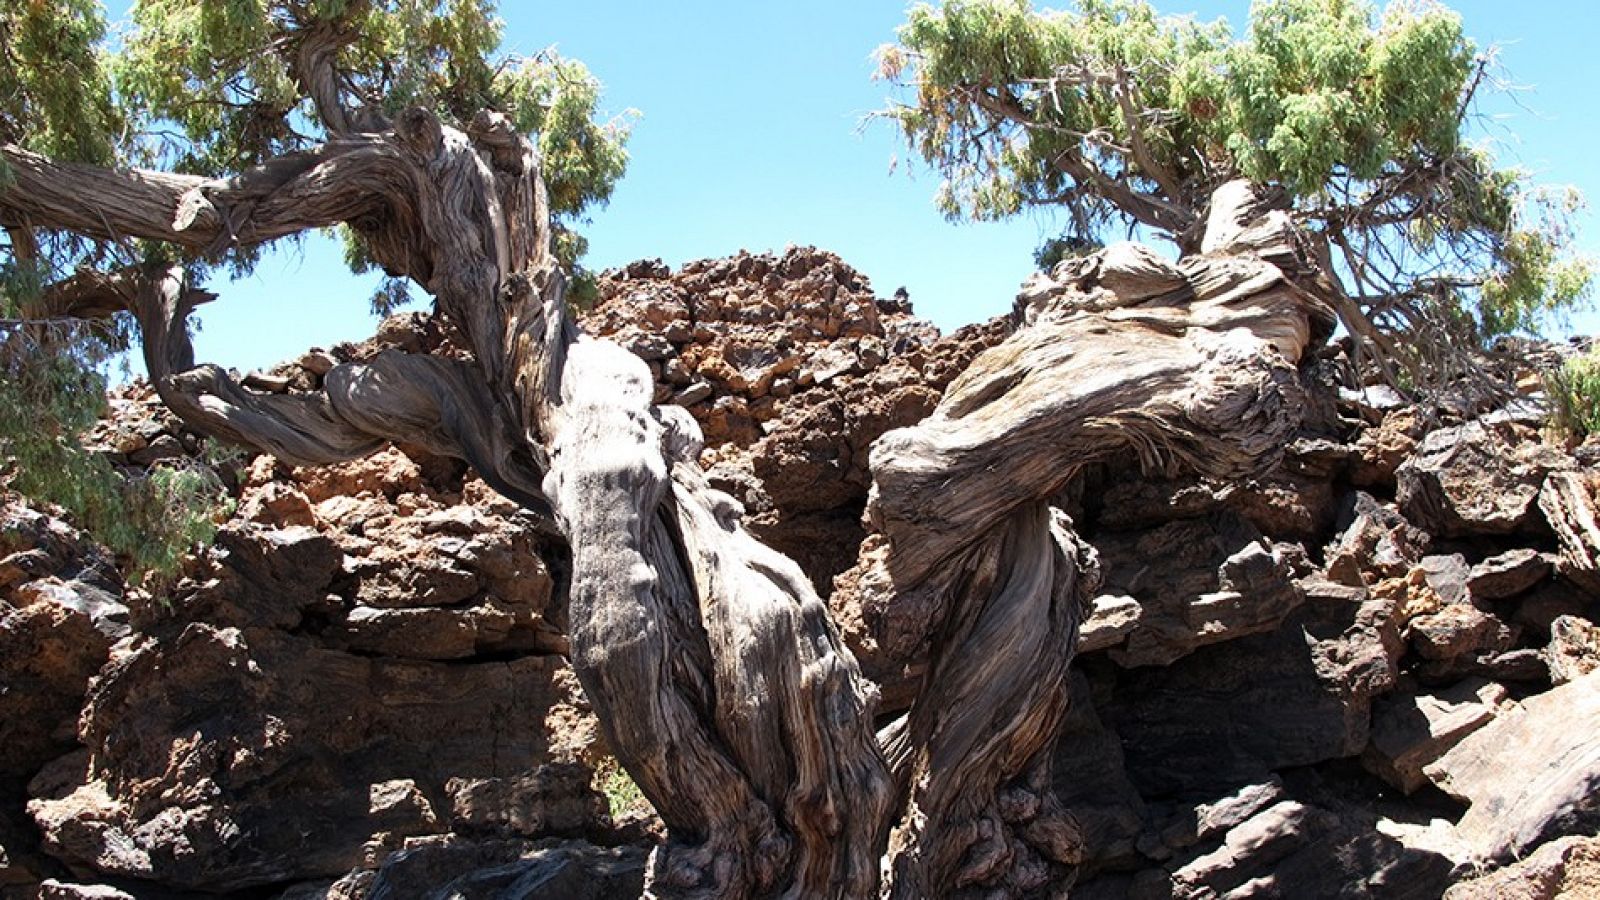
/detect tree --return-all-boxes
[877,0,1593,388]
[0,0,628,582]
[3,1,1338,897]
[0,0,226,583]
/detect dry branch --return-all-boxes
[1,86,1336,897]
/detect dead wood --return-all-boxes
[0,94,1334,898]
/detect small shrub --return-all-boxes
[1545,346,1600,440]
[593,756,651,822]
[0,334,231,587]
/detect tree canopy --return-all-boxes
[0,2,1510,897]
[0,0,629,579]
[878,0,1593,385]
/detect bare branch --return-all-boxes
[1111,64,1186,204]
[960,86,1198,238]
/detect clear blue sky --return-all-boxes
[113,1,1600,374]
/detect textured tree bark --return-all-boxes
[2,111,897,898]
[849,183,1335,896]
[2,103,1334,897]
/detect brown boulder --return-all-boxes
[1109,593,1402,797]
[1539,471,1600,592]
[1425,669,1600,863]
[1545,615,1600,685]
[1443,834,1600,900]
[1468,548,1553,601]
[1093,514,1304,667]
[1397,419,1574,538]
[28,624,585,891]
[1362,677,1508,794]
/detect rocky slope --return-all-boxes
[2,246,1598,899]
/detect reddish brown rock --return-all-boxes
[1545,615,1600,685]
[1093,515,1304,667]
[1539,471,1600,593]
[27,623,586,892]
[1408,603,1515,662]
[1443,834,1600,900]
[1351,408,1424,488]
[1397,418,1574,538]
[0,505,125,792]
[1363,678,1508,794]
[8,251,1600,900]
[1325,493,1431,588]
[1468,548,1553,601]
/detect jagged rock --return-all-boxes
[1110,593,1402,797]
[238,481,315,527]
[128,434,185,467]
[1226,472,1339,543]
[445,765,609,838]
[1514,579,1596,639]
[1407,603,1515,663]
[1442,833,1600,900]
[1079,595,1141,653]
[1168,800,1339,898]
[0,570,120,789]
[1416,554,1471,606]
[1095,475,1226,531]
[340,606,482,659]
[1351,408,1424,488]
[1544,615,1600,685]
[1132,777,1458,900]
[1424,669,1600,863]
[1143,779,1287,860]
[1478,648,1550,683]
[158,523,342,630]
[587,249,1008,591]
[7,250,1600,899]
[1325,493,1430,587]
[28,623,584,891]
[1467,548,1552,601]
[1094,514,1304,667]
[1362,678,1508,793]
[36,881,135,900]
[585,247,900,449]
[293,445,428,505]
[363,837,646,900]
[1397,418,1574,538]
[1539,471,1600,592]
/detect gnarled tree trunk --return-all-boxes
[2,87,1332,897]
[844,182,1334,896]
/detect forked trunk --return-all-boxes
[0,108,1332,895]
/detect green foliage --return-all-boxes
[0,1,630,580]
[1545,346,1600,441]
[115,0,632,222]
[0,0,122,166]
[593,756,650,822]
[0,327,229,587]
[880,0,1594,366]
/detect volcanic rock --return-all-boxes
[1424,669,1600,863]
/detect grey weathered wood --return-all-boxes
[4,111,897,898]
[852,183,1333,895]
[2,75,1335,899]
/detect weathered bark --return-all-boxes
[2,111,897,898]
[1539,472,1600,593]
[850,183,1334,896]
[1,99,1333,898]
